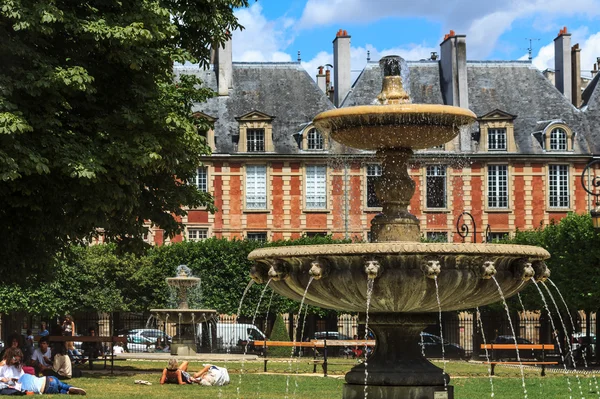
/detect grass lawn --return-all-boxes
[49,360,600,398]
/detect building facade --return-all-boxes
[148,28,600,245]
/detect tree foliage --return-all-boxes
[267,313,292,357]
[507,213,600,312]
[0,0,249,270]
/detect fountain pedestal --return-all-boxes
[344,313,453,399]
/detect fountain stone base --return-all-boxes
[344,313,452,398]
[151,309,217,356]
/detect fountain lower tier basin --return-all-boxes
[150,309,217,324]
[248,242,550,312]
[312,104,476,150]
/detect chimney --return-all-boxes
[316,66,327,93]
[439,30,469,109]
[216,35,233,96]
[571,43,581,107]
[594,61,599,78]
[333,29,351,107]
[440,30,470,151]
[554,27,572,102]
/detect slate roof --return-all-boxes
[177,58,600,156]
[175,62,334,155]
[344,60,595,156]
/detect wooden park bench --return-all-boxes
[480,344,557,376]
[39,335,127,374]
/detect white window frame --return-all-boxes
[191,166,208,192]
[247,232,268,242]
[549,128,567,151]
[366,164,382,208]
[187,228,208,241]
[305,165,327,210]
[426,165,447,209]
[488,128,507,151]
[247,128,265,152]
[487,165,508,209]
[246,165,267,209]
[549,164,570,208]
[307,128,324,150]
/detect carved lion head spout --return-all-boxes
[364,260,381,279]
[267,261,288,281]
[309,260,325,280]
[249,264,266,284]
[512,258,535,281]
[422,260,441,279]
[532,260,551,282]
[480,261,497,279]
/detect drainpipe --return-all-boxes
[344,162,349,239]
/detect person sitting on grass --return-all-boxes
[42,343,72,380]
[160,359,194,385]
[193,364,230,387]
[31,337,53,375]
[0,348,25,382]
[0,335,35,375]
[18,373,86,395]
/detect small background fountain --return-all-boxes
[249,56,551,399]
[151,265,217,356]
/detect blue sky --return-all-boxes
[230,0,600,80]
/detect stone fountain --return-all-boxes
[151,265,217,356]
[248,56,550,399]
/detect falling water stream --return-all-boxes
[433,276,448,389]
[541,282,584,398]
[476,307,495,397]
[285,276,314,399]
[238,279,272,399]
[236,280,256,319]
[492,276,528,399]
[531,279,573,399]
[363,277,375,399]
[549,279,600,397]
[293,304,311,399]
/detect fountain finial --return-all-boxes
[376,55,410,105]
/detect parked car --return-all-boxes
[571,332,596,352]
[312,331,354,357]
[0,339,4,351]
[489,336,539,360]
[419,332,466,360]
[118,329,171,353]
[197,323,266,353]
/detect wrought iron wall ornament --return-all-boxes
[581,160,600,229]
[456,211,477,243]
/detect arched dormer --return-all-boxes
[235,110,275,152]
[542,122,574,151]
[192,111,217,152]
[298,124,328,151]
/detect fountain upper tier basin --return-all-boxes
[249,242,550,313]
[166,276,200,288]
[313,104,476,150]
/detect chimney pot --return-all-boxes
[318,66,324,74]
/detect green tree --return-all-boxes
[0,0,248,270]
[508,213,600,312]
[268,313,292,357]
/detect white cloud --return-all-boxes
[298,0,600,58]
[531,30,600,78]
[232,3,294,62]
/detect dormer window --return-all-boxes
[247,129,265,152]
[235,110,275,152]
[542,123,574,151]
[488,128,507,151]
[477,109,517,153]
[307,128,324,150]
[192,112,217,152]
[550,128,567,150]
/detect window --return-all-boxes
[549,165,569,208]
[191,166,208,192]
[247,129,265,152]
[305,232,327,238]
[426,232,448,242]
[488,165,508,208]
[306,165,327,209]
[488,128,507,151]
[247,232,267,242]
[307,128,324,150]
[366,164,382,208]
[486,232,509,242]
[549,128,567,151]
[426,165,446,208]
[188,228,208,241]
[246,165,267,209]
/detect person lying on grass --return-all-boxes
[193,364,230,387]
[18,373,86,395]
[160,359,195,385]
